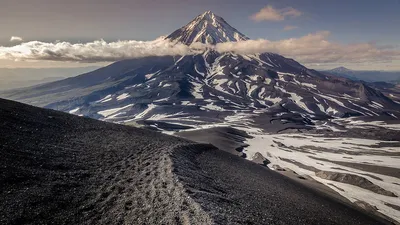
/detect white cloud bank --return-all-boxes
[250,5,302,22]
[10,36,23,42]
[0,38,199,63]
[216,31,400,64]
[0,32,399,65]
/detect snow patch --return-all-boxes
[117,93,130,101]
[96,94,112,103]
[69,107,80,114]
[98,104,134,117]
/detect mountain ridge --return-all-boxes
[323,67,400,83]
[1,11,399,130]
[0,97,391,225]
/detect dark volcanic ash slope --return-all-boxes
[0,98,211,225]
[0,98,393,225]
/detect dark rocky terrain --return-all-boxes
[1,10,400,225]
[176,127,251,157]
[0,97,394,225]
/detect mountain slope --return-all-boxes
[0,97,391,225]
[1,11,399,130]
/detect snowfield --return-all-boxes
[243,132,400,223]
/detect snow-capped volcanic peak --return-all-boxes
[166,11,249,45]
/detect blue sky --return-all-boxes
[0,0,399,70]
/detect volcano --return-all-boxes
[1,11,399,131]
[166,11,249,45]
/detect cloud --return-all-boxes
[215,31,400,64]
[10,36,23,42]
[1,32,399,66]
[283,25,299,31]
[250,5,302,22]
[0,38,203,63]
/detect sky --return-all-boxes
[0,0,400,70]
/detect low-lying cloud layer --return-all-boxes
[216,31,400,64]
[1,32,399,65]
[0,38,199,63]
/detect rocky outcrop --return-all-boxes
[251,152,271,166]
[272,164,286,171]
[315,171,397,197]
[354,201,378,212]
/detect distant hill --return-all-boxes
[0,66,101,90]
[322,67,400,83]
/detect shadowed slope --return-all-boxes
[0,98,392,225]
[172,145,393,225]
[0,98,211,224]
